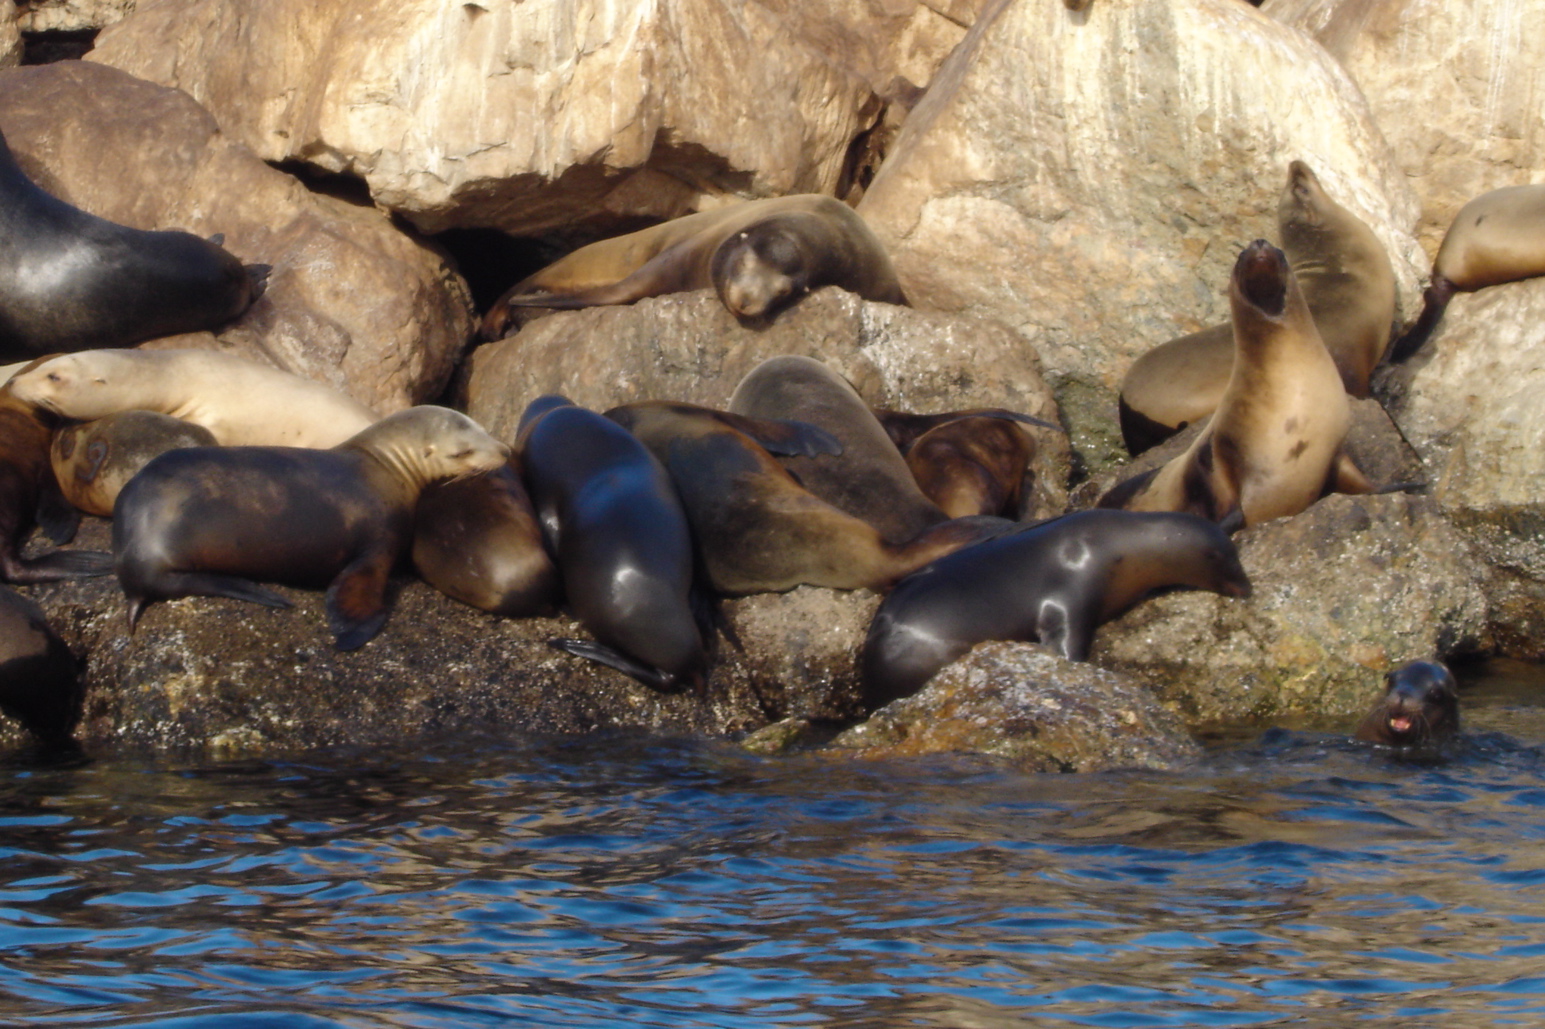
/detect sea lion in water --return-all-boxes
[1099,241,1373,531]
[113,406,509,650]
[728,355,948,545]
[1390,184,1545,361]
[480,195,907,339]
[10,348,380,447]
[411,458,560,618]
[0,126,268,360]
[517,396,710,692]
[0,584,83,753]
[860,509,1252,710]
[1119,162,1396,454]
[51,410,219,518]
[875,408,1061,520]
[605,401,1013,595]
[1354,660,1459,749]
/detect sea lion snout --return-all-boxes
[1234,240,1289,316]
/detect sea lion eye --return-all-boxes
[47,372,61,382]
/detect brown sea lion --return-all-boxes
[875,408,1061,519]
[0,126,268,361]
[10,348,380,447]
[411,458,559,618]
[605,401,1013,596]
[1354,660,1460,749]
[1099,240,1372,532]
[1390,184,1545,361]
[516,396,710,692]
[860,509,1252,710]
[727,355,948,545]
[51,410,219,518]
[113,406,509,650]
[0,584,83,753]
[480,195,907,340]
[1119,162,1396,454]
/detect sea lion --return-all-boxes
[0,126,268,360]
[517,396,710,692]
[113,406,509,650]
[1390,184,1545,361]
[51,410,219,518]
[1119,162,1396,454]
[1354,660,1460,749]
[860,509,1252,710]
[480,195,907,339]
[1099,241,1372,531]
[875,409,1060,519]
[0,584,83,753]
[605,401,1013,595]
[10,348,380,447]
[411,458,560,618]
[728,355,948,545]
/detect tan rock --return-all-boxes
[462,287,1071,519]
[1263,0,1545,254]
[1,1,19,68]
[0,61,472,412]
[15,0,135,33]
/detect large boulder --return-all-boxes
[0,61,473,412]
[856,0,1422,470]
[1,1,19,67]
[1263,0,1545,254]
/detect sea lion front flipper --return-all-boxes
[34,478,81,545]
[710,411,843,458]
[547,638,685,694]
[1326,451,1375,497]
[1035,599,1088,661]
[1387,277,1455,363]
[138,572,293,614]
[325,554,394,651]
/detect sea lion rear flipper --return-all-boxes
[1326,451,1375,497]
[34,480,81,545]
[547,637,684,693]
[711,411,843,458]
[2,548,113,584]
[325,556,393,651]
[1387,278,1455,363]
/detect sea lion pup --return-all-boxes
[10,348,380,447]
[604,401,1013,595]
[874,408,1062,519]
[1099,240,1372,532]
[0,585,84,754]
[1354,660,1460,750]
[479,195,907,339]
[113,406,509,651]
[728,355,948,545]
[411,458,560,618]
[1119,162,1396,454]
[0,377,111,583]
[51,410,219,518]
[1390,184,1545,361]
[860,509,1252,710]
[0,126,268,360]
[517,396,711,692]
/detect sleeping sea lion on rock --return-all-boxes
[874,408,1062,520]
[517,396,711,692]
[0,126,268,360]
[605,401,1013,595]
[113,406,509,650]
[1099,240,1373,532]
[1389,184,1545,361]
[0,584,83,754]
[10,348,380,447]
[51,410,219,518]
[1119,162,1396,454]
[859,509,1252,710]
[480,195,907,339]
[1354,660,1459,750]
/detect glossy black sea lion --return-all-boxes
[0,126,269,360]
[113,406,509,650]
[0,584,83,753]
[860,509,1252,710]
[517,396,711,692]
[1353,660,1460,749]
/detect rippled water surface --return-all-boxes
[4,661,1545,1028]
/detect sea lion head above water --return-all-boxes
[1354,660,1459,750]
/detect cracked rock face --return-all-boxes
[1,2,18,68]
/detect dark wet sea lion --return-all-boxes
[0,126,268,360]
[728,355,948,545]
[1100,241,1371,531]
[51,410,219,518]
[480,195,907,339]
[411,458,559,618]
[860,509,1252,710]
[1119,162,1396,454]
[0,584,83,752]
[605,401,1013,595]
[516,396,710,692]
[1354,660,1460,749]
[1390,184,1545,361]
[113,406,509,650]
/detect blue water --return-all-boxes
[3,661,1545,1028]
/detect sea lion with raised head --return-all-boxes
[51,410,219,518]
[0,584,83,754]
[113,406,509,650]
[480,195,907,339]
[860,509,1252,710]
[0,126,268,360]
[1354,660,1460,749]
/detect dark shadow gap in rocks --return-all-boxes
[21,29,97,65]
[268,160,375,208]
[431,227,570,315]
